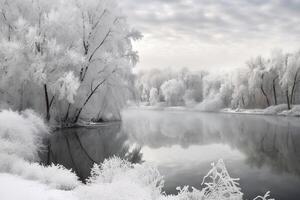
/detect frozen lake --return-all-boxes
[41,109,300,200]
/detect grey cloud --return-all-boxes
[120,0,300,43]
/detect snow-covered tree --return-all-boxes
[279,51,300,109]
[160,79,185,106]
[247,56,273,107]
[231,67,250,108]
[149,88,159,106]
[0,0,141,123]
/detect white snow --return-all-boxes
[0,173,76,200]
[222,104,300,117]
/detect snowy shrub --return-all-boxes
[0,109,80,190]
[201,160,242,200]
[195,93,224,112]
[81,157,164,200]
[161,186,204,200]
[279,105,300,116]
[79,158,273,200]
[0,109,48,161]
[263,104,288,115]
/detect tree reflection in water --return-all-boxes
[40,122,143,182]
[122,110,300,177]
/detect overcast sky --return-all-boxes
[119,0,300,72]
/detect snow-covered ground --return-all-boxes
[0,109,274,200]
[0,173,76,200]
[222,104,300,117]
[131,103,300,117]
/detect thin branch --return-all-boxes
[88,29,111,62]
[74,69,117,123]
[49,96,55,107]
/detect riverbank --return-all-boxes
[130,104,300,117]
[222,104,300,117]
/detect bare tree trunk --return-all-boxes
[44,84,51,121]
[261,74,270,107]
[64,103,71,122]
[272,78,277,105]
[261,85,270,107]
[290,71,299,105]
[293,89,297,104]
[73,79,107,123]
[286,89,291,110]
[241,95,245,107]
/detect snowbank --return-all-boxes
[222,104,300,117]
[0,173,76,200]
[263,104,288,115]
[0,154,79,190]
[279,105,300,117]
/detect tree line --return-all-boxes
[136,49,300,110]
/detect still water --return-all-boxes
[41,109,300,200]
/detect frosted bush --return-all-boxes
[80,158,273,200]
[83,157,164,199]
[279,105,300,116]
[201,160,242,200]
[86,157,132,184]
[263,104,288,115]
[0,109,49,161]
[195,94,224,112]
[0,109,80,189]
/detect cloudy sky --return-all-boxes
[119,0,300,71]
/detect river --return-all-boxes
[41,109,300,200]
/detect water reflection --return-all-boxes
[121,109,300,199]
[41,109,300,199]
[122,110,300,176]
[40,122,143,181]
